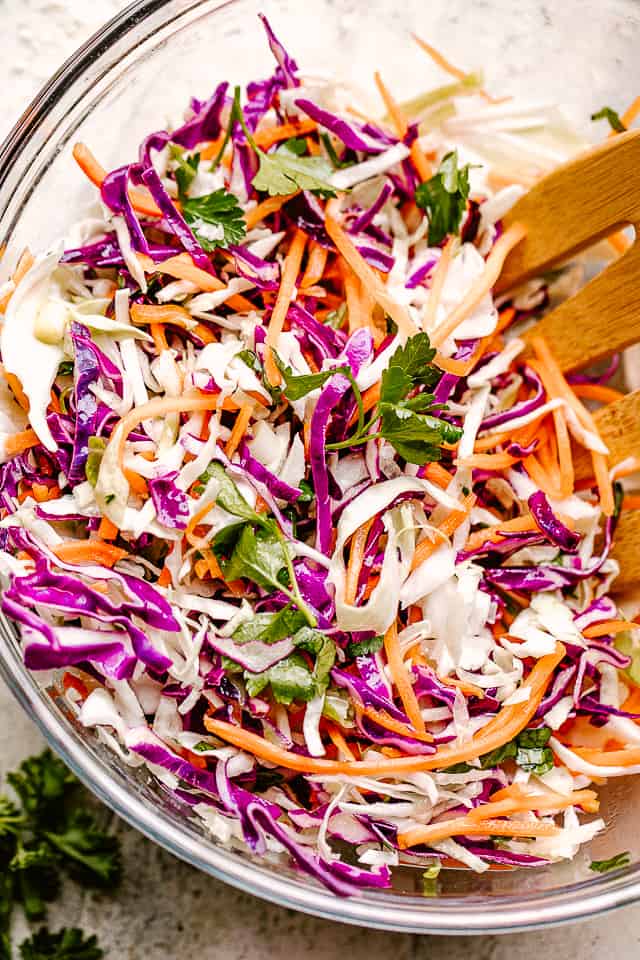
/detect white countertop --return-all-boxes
[1,2,639,955]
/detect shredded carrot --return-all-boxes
[422,462,454,489]
[150,323,169,353]
[456,452,519,471]
[384,621,426,734]
[98,516,119,540]
[53,540,128,568]
[571,383,626,405]
[4,428,39,458]
[398,816,558,849]
[411,34,497,103]
[423,237,454,333]
[325,199,417,339]
[244,193,298,231]
[130,303,192,327]
[63,672,89,700]
[265,229,307,384]
[325,723,357,761]
[157,566,172,587]
[467,787,599,822]
[529,337,613,515]
[410,493,475,572]
[438,675,484,699]
[300,242,328,289]
[0,366,30,412]
[463,515,539,552]
[430,224,527,348]
[122,467,149,498]
[553,407,574,498]
[30,483,59,503]
[72,143,162,217]
[345,518,374,605]
[582,619,639,639]
[523,451,563,500]
[343,262,375,335]
[570,746,640,766]
[621,95,640,129]
[362,706,434,743]
[225,402,253,458]
[254,118,318,150]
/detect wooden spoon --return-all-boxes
[496,129,640,372]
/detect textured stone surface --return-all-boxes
[1,1,640,956]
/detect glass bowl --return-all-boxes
[1,0,640,934]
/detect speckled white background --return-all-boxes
[2,1,640,956]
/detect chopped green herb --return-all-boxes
[591,106,626,133]
[347,635,384,658]
[232,604,307,645]
[84,437,106,488]
[589,851,631,873]
[170,145,201,200]
[182,188,247,250]
[415,150,472,245]
[19,927,103,960]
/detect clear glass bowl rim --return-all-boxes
[0,0,639,934]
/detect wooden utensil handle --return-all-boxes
[497,129,640,292]
[610,510,640,593]
[521,242,640,372]
[573,390,640,482]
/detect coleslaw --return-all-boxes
[0,14,639,895]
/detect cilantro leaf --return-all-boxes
[274,353,349,400]
[346,635,384,658]
[415,150,472,245]
[237,349,262,375]
[0,796,24,838]
[379,332,440,403]
[253,142,336,197]
[44,810,122,888]
[589,851,631,873]
[232,605,307,645]
[245,651,317,704]
[378,404,462,465]
[293,627,337,691]
[207,462,258,522]
[7,751,76,828]
[19,927,103,960]
[514,725,554,775]
[220,523,289,590]
[181,188,246,250]
[591,106,626,133]
[10,842,60,922]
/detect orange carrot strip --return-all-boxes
[123,467,149,498]
[410,492,475,572]
[325,199,417,338]
[384,621,426,734]
[398,816,558,850]
[467,788,599,822]
[422,462,454,489]
[300,242,328,289]
[571,383,626,405]
[553,407,574,498]
[136,253,253,311]
[582,619,639,638]
[529,338,613,515]
[0,366,30,412]
[374,71,407,136]
[225,402,253,459]
[72,143,162,217]
[325,723,357,761]
[254,119,318,150]
[53,540,128,568]
[423,237,454,332]
[463,515,538,552]
[430,224,526,348]
[204,645,563,775]
[345,518,374,605]
[244,193,298,231]
[438,675,484,699]
[265,229,307,384]
[98,516,119,540]
[131,303,192,326]
[456,452,519,471]
[4,429,39,458]
[621,95,640,128]
[570,747,640,766]
[362,706,434,743]
[411,34,498,104]
[523,452,563,500]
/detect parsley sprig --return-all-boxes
[1,750,120,958]
[415,150,472,245]
[276,333,461,465]
[208,463,317,627]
